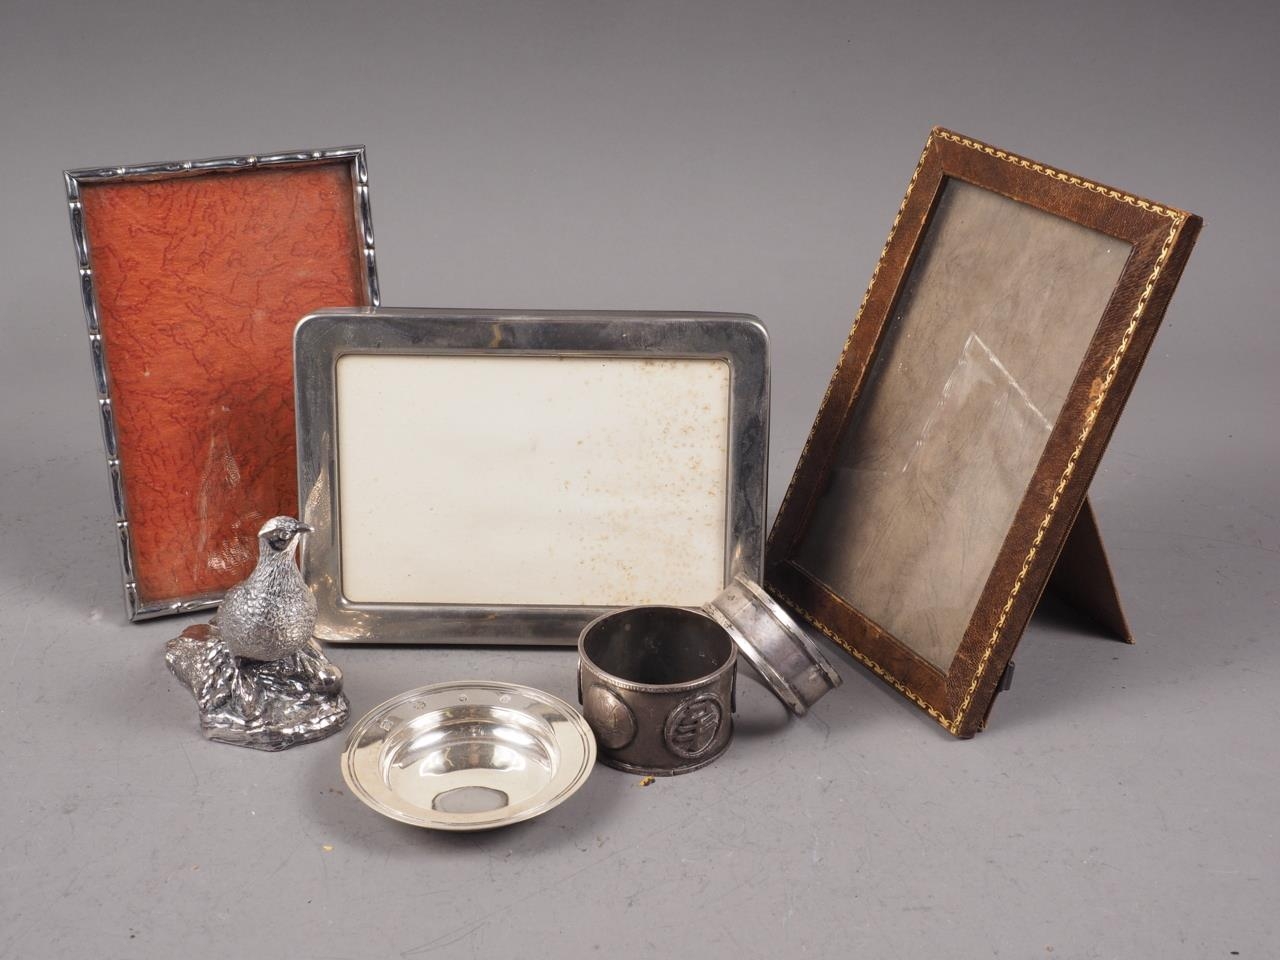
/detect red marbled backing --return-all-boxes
[80,163,367,607]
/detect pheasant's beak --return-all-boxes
[296,523,313,535]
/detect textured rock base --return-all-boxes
[165,623,350,751]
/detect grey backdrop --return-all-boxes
[2,1,1276,957]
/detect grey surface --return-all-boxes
[0,1,1276,957]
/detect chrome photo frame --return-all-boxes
[65,146,380,621]
[294,308,769,645]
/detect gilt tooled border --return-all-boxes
[769,128,1186,735]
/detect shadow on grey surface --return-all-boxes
[1032,591,1133,643]
[788,594,1141,741]
[980,593,1146,733]
[732,667,791,736]
[805,636,961,741]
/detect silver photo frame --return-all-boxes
[65,146,379,621]
[295,309,769,644]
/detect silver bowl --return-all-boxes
[341,681,596,831]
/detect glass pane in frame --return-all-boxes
[794,179,1132,670]
[77,161,369,609]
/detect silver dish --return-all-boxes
[341,681,595,831]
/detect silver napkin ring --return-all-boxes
[578,606,736,776]
[704,575,842,716]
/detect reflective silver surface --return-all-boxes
[219,517,318,661]
[578,606,737,776]
[63,147,380,622]
[164,517,349,750]
[166,627,348,751]
[295,308,770,645]
[705,575,842,716]
[342,682,596,831]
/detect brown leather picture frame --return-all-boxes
[765,128,1201,737]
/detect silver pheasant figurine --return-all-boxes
[165,516,349,750]
[219,516,317,661]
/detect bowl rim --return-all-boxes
[341,680,596,831]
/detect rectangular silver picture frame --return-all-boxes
[295,308,769,644]
[65,146,379,621]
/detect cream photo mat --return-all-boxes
[336,353,731,607]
